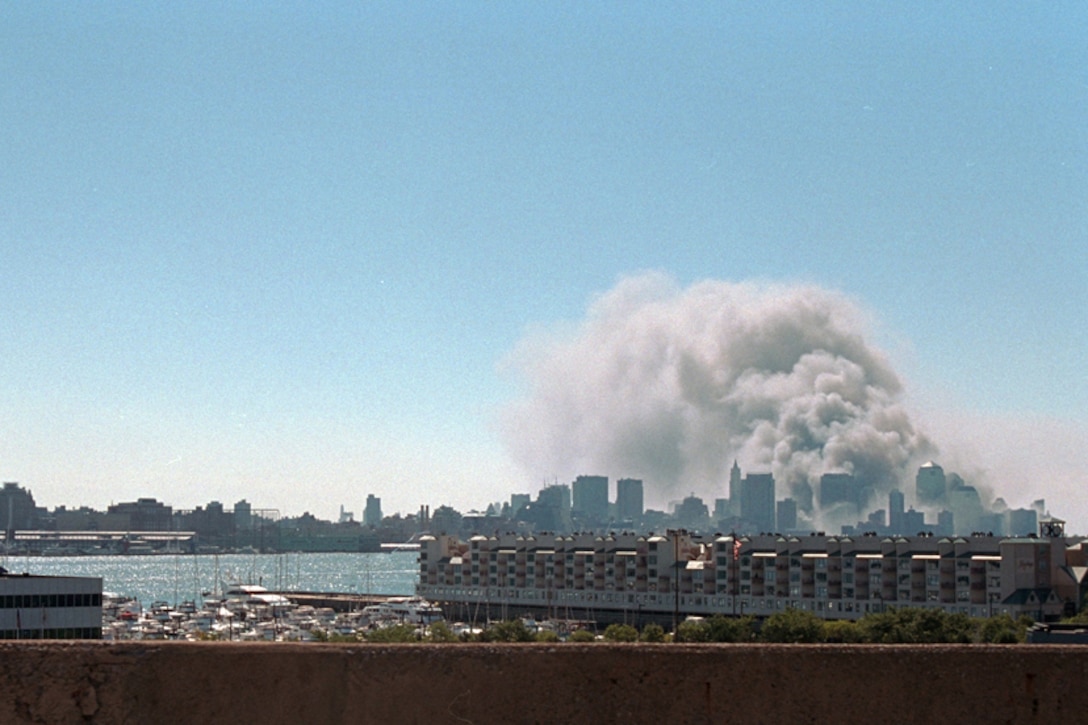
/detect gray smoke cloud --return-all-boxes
[501,272,936,519]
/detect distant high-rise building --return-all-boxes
[674,494,709,529]
[535,484,572,532]
[740,473,775,533]
[776,498,798,531]
[1,482,38,531]
[916,462,947,504]
[948,485,983,534]
[903,507,926,533]
[713,498,729,520]
[819,472,859,512]
[729,460,742,500]
[572,475,609,521]
[1007,508,1038,537]
[616,478,644,521]
[510,493,531,516]
[363,494,383,527]
[888,489,905,533]
[936,509,954,537]
[234,499,252,530]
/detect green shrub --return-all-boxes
[706,614,756,643]
[822,619,863,643]
[639,623,666,642]
[364,624,419,643]
[673,617,710,643]
[759,608,825,643]
[534,629,560,643]
[426,621,460,643]
[568,628,596,643]
[481,619,535,643]
[603,623,639,642]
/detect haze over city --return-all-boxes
[2,5,1084,530]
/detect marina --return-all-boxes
[1,551,418,610]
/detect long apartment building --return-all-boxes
[417,521,1088,625]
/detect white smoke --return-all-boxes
[501,272,936,516]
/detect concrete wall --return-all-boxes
[2,642,1088,724]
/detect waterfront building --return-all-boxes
[0,571,102,639]
[418,522,1087,626]
[1,482,40,532]
[107,498,172,531]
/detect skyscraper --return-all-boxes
[916,462,947,505]
[572,475,609,521]
[729,460,741,505]
[616,478,644,521]
[740,473,775,533]
[888,489,905,534]
[363,494,383,527]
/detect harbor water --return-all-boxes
[2,551,418,607]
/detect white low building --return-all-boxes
[0,571,103,639]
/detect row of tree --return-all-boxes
[313,607,1035,644]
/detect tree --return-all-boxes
[759,608,825,643]
[426,621,460,643]
[568,629,596,642]
[639,623,666,643]
[603,623,639,642]
[481,619,534,643]
[977,613,1029,644]
[365,624,419,643]
[674,617,710,643]
[822,619,863,643]
[706,615,755,643]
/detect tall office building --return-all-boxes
[363,494,383,527]
[616,478,644,521]
[776,498,798,531]
[536,483,572,532]
[572,475,609,521]
[888,489,905,533]
[740,473,776,533]
[729,460,741,504]
[916,462,947,505]
[819,472,859,514]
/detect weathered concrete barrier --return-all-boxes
[2,642,1087,724]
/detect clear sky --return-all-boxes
[2,4,1085,528]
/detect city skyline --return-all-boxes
[2,5,1084,525]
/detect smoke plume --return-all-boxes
[501,272,936,519]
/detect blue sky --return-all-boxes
[2,4,1085,527]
